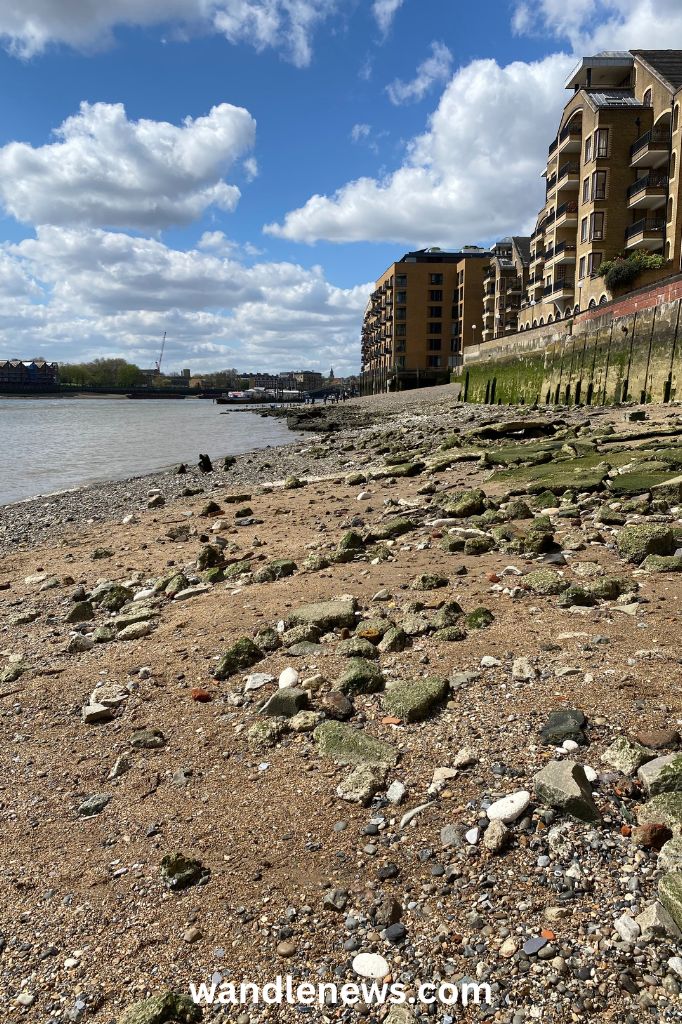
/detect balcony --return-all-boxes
[484,283,495,296]
[548,137,558,157]
[553,241,577,264]
[624,217,665,250]
[558,123,581,153]
[544,244,555,261]
[556,161,580,192]
[552,278,574,298]
[627,173,668,209]
[544,209,556,228]
[555,200,579,227]
[630,127,670,168]
[546,173,557,196]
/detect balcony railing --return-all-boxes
[546,174,557,193]
[545,210,556,227]
[555,200,579,220]
[625,217,665,240]
[554,241,576,257]
[548,138,558,156]
[559,124,581,143]
[558,161,580,181]
[627,173,669,199]
[544,245,555,261]
[630,126,670,160]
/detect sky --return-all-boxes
[0,0,681,376]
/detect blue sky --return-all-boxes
[0,0,678,374]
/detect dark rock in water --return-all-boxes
[198,453,213,473]
[540,709,587,746]
[160,852,210,890]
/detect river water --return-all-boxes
[0,396,298,505]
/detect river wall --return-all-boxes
[455,273,682,406]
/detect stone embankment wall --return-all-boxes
[456,274,682,406]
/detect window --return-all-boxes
[395,342,406,353]
[396,307,407,321]
[674,103,680,134]
[579,255,586,280]
[595,128,609,158]
[581,216,588,242]
[428,306,442,318]
[643,88,652,107]
[451,323,461,335]
[590,211,604,240]
[451,306,458,319]
[584,135,592,162]
[397,355,406,368]
[592,170,607,200]
[582,177,590,203]
[427,322,442,334]
[429,289,442,301]
[588,252,602,275]
[427,355,442,367]
[396,290,407,304]
[395,323,406,336]
[428,338,442,351]
[396,274,407,287]
[430,273,443,285]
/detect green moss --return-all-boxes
[214,637,263,679]
[382,676,449,723]
[314,721,398,767]
[465,607,495,629]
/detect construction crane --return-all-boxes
[155,332,166,374]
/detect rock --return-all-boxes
[320,690,353,720]
[77,793,111,816]
[632,822,673,850]
[633,729,680,750]
[370,517,414,541]
[352,952,389,979]
[642,554,682,572]
[386,780,406,805]
[602,736,657,775]
[378,626,408,653]
[635,901,682,941]
[289,598,356,631]
[617,524,675,564]
[523,569,569,595]
[323,889,348,913]
[278,666,300,688]
[453,747,477,768]
[214,637,263,679]
[375,897,402,926]
[482,819,509,853]
[337,658,385,696]
[130,728,166,750]
[660,837,682,872]
[247,720,288,750]
[512,657,536,681]
[540,709,586,746]
[147,494,165,509]
[118,991,201,1024]
[337,764,387,804]
[486,790,531,823]
[281,623,320,647]
[254,558,297,582]
[523,936,548,956]
[499,937,519,958]
[244,673,275,692]
[382,676,448,723]
[411,573,448,590]
[173,584,211,601]
[637,793,682,829]
[65,601,94,624]
[534,761,601,822]
[117,621,156,641]
[183,927,202,944]
[614,913,640,943]
[442,487,486,517]
[465,607,494,629]
[384,922,407,944]
[338,530,365,551]
[337,637,379,659]
[289,710,322,732]
[355,618,392,643]
[659,872,682,931]
[314,721,398,767]
[260,687,308,718]
[160,852,209,891]
[67,634,95,653]
[82,703,114,724]
[440,824,463,848]
[638,754,682,796]
[97,585,134,611]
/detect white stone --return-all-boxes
[583,766,598,783]
[386,781,406,805]
[636,901,681,941]
[465,827,480,845]
[353,952,390,979]
[486,790,531,824]
[357,492,371,501]
[244,673,275,692]
[133,588,155,601]
[82,703,114,724]
[279,667,299,689]
[480,656,501,668]
[512,657,536,681]
[614,913,640,944]
[173,584,211,601]
[453,747,478,768]
[562,740,579,752]
[432,766,458,784]
[668,956,682,979]
[399,802,433,829]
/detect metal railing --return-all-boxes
[625,217,665,240]
[558,160,580,181]
[630,126,670,159]
[555,200,579,219]
[627,173,668,199]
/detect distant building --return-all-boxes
[293,370,324,390]
[0,359,59,386]
[483,237,531,342]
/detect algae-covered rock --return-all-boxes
[382,677,449,723]
[638,754,682,796]
[642,554,682,573]
[214,637,263,679]
[659,872,682,931]
[602,736,657,775]
[254,558,297,583]
[247,719,288,750]
[431,601,463,629]
[338,530,365,552]
[433,625,467,642]
[289,598,356,631]
[617,524,675,564]
[253,627,280,652]
[337,637,379,659]
[196,545,223,570]
[355,617,391,643]
[97,585,134,612]
[302,552,331,571]
[314,721,398,767]
[65,601,94,624]
[281,623,321,647]
[523,569,568,596]
[118,991,202,1024]
[637,793,682,829]
[336,764,387,805]
[371,518,414,541]
[442,488,486,518]
[411,573,449,590]
[223,559,252,579]
[441,536,465,553]
[203,567,225,584]
[337,658,385,696]
[378,626,409,653]
[465,607,494,629]
[160,853,210,891]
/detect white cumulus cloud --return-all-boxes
[386,41,453,105]
[0,101,256,231]
[265,52,574,245]
[512,0,682,51]
[0,0,338,66]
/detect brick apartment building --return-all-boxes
[0,359,59,386]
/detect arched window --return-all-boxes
[666,240,672,260]
[532,319,538,328]
[573,304,580,316]
[668,196,674,224]
[588,298,596,309]
[643,88,652,107]
[599,294,608,305]
[539,318,545,326]
[548,314,554,324]
[674,103,680,133]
